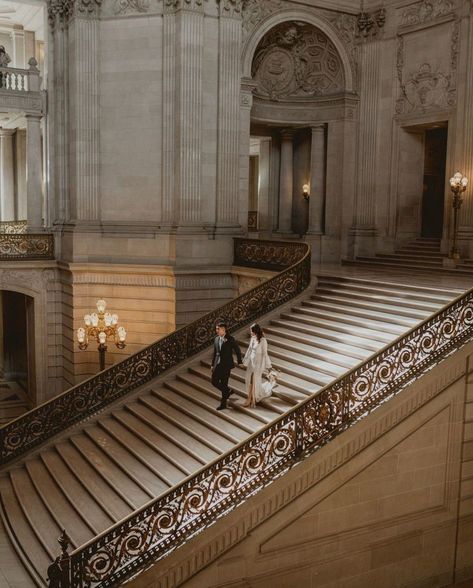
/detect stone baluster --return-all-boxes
[216,0,242,228]
[307,125,326,235]
[278,129,294,233]
[26,115,43,230]
[0,129,16,222]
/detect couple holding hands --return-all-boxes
[211,322,275,411]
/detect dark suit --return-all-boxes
[211,334,242,406]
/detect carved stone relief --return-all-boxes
[400,0,455,27]
[242,0,284,41]
[396,20,459,115]
[251,21,344,101]
[164,0,204,10]
[48,0,102,27]
[113,0,149,14]
[218,0,243,17]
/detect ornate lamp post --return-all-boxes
[77,299,127,371]
[449,171,468,260]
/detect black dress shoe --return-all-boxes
[216,402,227,411]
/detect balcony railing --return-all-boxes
[0,220,27,234]
[0,58,44,114]
[0,233,54,260]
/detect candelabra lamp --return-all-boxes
[449,171,469,260]
[77,299,127,371]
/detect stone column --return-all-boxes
[0,129,16,221]
[174,0,204,225]
[278,129,294,233]
[308,125,326,234]
[15,129,27,220]
[68,10,100,221]
[216,1,242,228]
[10,28,26,69]
[350,40,381,253]
[258,137,271,233]
[239,78,256,230]
[26,115,43,230]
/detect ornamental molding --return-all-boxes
[218,0,243,18]
[0,90,44,114]
[147,353,467,588]
[0,268,55,293]
[395,19,459,115]
[113,0,149,14]
[399,0,456,28]
[164,0,204,12]
[251,21,345,101]
[48,0,103,27]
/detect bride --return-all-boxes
[242,323,274,408]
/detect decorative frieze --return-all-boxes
[400,0,455,28]
[113,0,149,14]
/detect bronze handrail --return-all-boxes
[1,238,310,466]
[60,273,473,586]
[0,233,54,260]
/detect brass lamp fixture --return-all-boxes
[449,171,469,260]
[302,183,310,201]
[77,299,127,371]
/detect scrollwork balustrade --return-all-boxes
[59,273,473,587]
[0,220,27,234]
[0,233,54,260]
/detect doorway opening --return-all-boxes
[0,290,35,424]
[421,126,448,239]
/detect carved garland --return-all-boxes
[395,18,459,115]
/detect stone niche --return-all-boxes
[251,21,345,102]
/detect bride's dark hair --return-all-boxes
[250,323,264,341]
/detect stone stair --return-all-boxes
[349,237,473,276]
[0,275,464,586]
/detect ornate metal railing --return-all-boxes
[50,272,473,587]
[0,239,310,467]
[0,220,27,234]
[0,233,54,260]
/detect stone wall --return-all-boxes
[132,340,473,588]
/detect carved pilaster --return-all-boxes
[176,8,204,223]
[351,41,380,237]
[48,0,102,30]
[216,4,242,226]
[68,15,100,220]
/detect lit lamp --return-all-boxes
[302,183,310,201]
[449,171,469,260]
[77,299,127,371]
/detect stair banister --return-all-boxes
[52,281,473,587]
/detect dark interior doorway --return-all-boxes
[421,126,448,239]
[0,291,35,423]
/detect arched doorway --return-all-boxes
[0,290,35,423]
[241,16,355,260]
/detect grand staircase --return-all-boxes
[0,250,465,587]
[349,237,473,275]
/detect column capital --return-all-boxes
[280,128,294,140]
[0,128,16,137]
[164,0,204,12]
[310,124,325,133]
[48,0,102,30]
[217,0,243,18]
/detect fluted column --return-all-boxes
[0,129,15,221]
[174,0,204,225]
[68,12,100,220]
[216,1,242,227]
[26,115,43,229]
[278,129,294,233]
[308,125,326,234]
[161,5,177,224]
[351,41,380,242]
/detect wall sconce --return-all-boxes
[302,184,310,201]
[449,171,468,260]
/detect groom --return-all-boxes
[211,322,243,410]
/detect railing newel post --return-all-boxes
[47,530,72,588]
